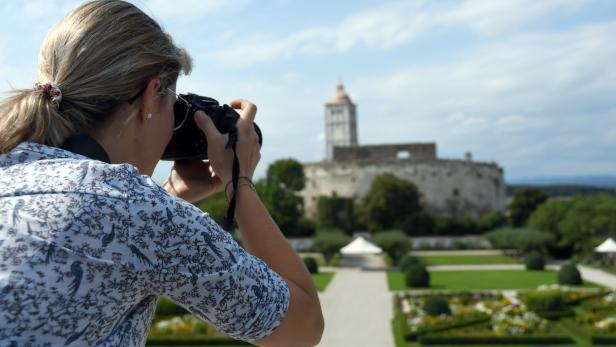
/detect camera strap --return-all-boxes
[223,129,240,230]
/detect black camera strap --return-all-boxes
[223,129,240,230]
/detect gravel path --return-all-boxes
[317,255,394,347]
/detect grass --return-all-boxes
[312,271,335,292]
[388,270,603,291]
[416,255,519,265]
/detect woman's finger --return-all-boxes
[229,99,257,122]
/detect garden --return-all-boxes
[392,287,614,346]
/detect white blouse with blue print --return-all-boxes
[0,141,290,346]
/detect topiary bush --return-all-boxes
[405,264,430,288]
[525,252,545,270]
[399,255,423,272]
[522,289,566,312]
[423,296,451,316]
[303,257,319,274]
[559,263,582,285]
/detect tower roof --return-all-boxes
[329,83,353,104]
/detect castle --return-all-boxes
[300,83,506,219]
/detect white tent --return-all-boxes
[595,238,616,253]
[340,236,383,255]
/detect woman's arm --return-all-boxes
[231,185,324,347]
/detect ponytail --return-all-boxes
[0,88,78,153]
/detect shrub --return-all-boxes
[303,257,319,274]
[525,252,545,270]
[399,255,423,272]
[312,229,350,264]
[423,296,451,316]
[484,227,555,255]
[372,230,411,265]
[405,264,430,288]
[522,289,566,312]
[559,263,582,285]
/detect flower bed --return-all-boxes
[393,288,603,344]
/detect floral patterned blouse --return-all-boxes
[0,141,290,346]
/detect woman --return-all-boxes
[0,1,323,346]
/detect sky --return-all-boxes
[1,0,615,184]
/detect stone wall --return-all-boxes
[301,157,505,220]
[332,143,437,162]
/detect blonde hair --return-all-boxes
[0,0,192,153]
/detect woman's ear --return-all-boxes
[138,78,162,123]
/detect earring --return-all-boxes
[147,112,152,119]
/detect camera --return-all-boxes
[161,93,263,161]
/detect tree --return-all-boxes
[527,199,575,258]
[509,187,548,227]
[260,158,306,237]
[477,211,507,232]
[358,173,422,232]
[196,192,227,226]
[312,229,350,264]
[316,196,354,233]
[528,195,616,258]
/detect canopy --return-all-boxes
[340,236,383,255]
[595,238,616,253]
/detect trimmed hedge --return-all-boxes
[592,335,616,345]
[419,334,573,345]
[405,315,490,341]
[559,263,582,285]
[146,337,251,345]
[303,257,319,274]
[424,296,451,316]
[525,252,545,270]
[405,264,430,288]
[398,255,422,272]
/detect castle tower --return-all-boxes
[325,83,358,159]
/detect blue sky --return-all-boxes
[1,0,615,184]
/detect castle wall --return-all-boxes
[301,158,506,220]
[333,143,436,162]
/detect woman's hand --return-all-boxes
[194,99,261,186]
[162,160,223,203]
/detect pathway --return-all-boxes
[317,255,394,347]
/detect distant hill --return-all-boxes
[508,175,616,189]
[506,184,616,198]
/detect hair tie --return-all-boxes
[34,82,62,105]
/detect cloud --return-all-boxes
[349,20,616,177]
[212,0,595,67]
[437,0,592,35]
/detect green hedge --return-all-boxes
[591,335,616,344]
[146,337,251,345]
[419,334,573,345]
[405,316,489,341]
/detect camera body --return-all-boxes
[161,93,263,161]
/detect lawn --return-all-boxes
[416,255,519,265]
[313,271,335,292]
[388,270,603,291]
